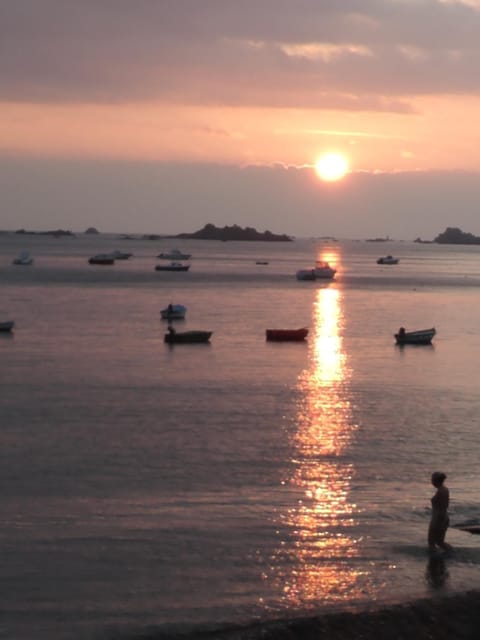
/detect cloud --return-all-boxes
[1,1,480,107]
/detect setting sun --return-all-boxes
[315,153,349,182]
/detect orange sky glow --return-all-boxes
[2,94,480,173]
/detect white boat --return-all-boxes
[155,262,190,272]
[157,249,191,260]
[160,304,187,320]
[296,268,316,281]
[12,251,33,265]
[314,261,336,279]
[377,255,399,265]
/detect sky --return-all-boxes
[1,0,480,239]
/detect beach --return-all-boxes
[145,591,480,640]
[236,591,480,640]
[121,590,480,639]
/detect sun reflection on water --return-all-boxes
[271,287,371,608]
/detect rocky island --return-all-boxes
[174,223,292,242]
[434,227,480,244]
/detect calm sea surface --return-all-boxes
[1,233,480,640]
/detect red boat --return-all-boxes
[266,328,308,342]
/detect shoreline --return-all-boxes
[141,590,480,640]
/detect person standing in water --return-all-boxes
[428,471,452,553]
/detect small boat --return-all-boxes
[377,255,399,265]
[160,304,187,320]
[314,261,336,279]
[296,268,316,281]
[0,320,14,332]
[158,249,192,260]
[164,328,212,344]
[266,328,309,342]
[256,260,269,265]
[155,262,190,272]
[89,254,115,265]
[12,251,33,265]
[395,327,436,345]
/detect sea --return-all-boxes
[1,232,480,640]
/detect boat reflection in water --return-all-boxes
[271,287,373,609]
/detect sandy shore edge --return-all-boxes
[135,590,480,640]
[215,591,480,640]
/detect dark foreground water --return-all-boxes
[1,234,480,639]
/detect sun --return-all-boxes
[315,153,349,182]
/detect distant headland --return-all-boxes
[173,223,292,242]
[433,227,480,245]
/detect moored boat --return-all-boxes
[12,251,33,265]
[377,255,399,265]
[160,304,187,320]
[164,328,212,344]
[89,254,115,265]
[314,261,336,279]
[395,327,436,345]
[155,262,190,272]
[266,327,308,342]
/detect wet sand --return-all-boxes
[250,592,480,640]
[148,590,480,640]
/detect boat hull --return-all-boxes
[164,330,212,344]
[89,255,115,265]
[395,328,436,345]
[266,328,308,342]
[296,269,316,281]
